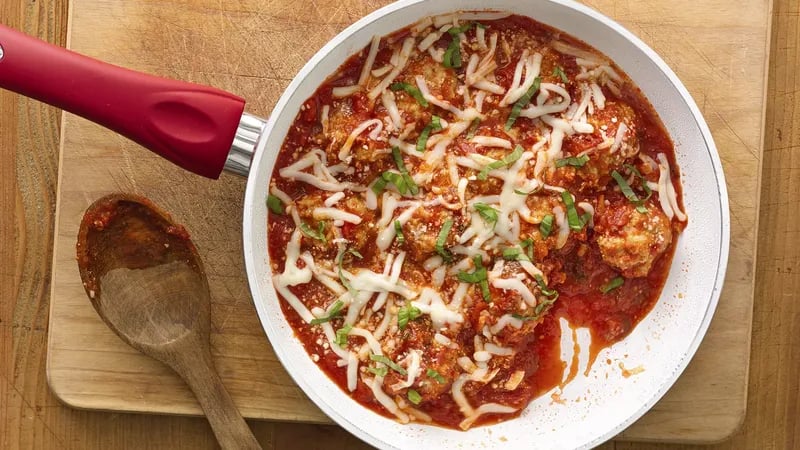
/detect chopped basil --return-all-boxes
[466,118,481,139]
[478,145,524,180]
[310,300,344,325]
[407,389,422,405]
[553,66,568,83]
[457,255,491,302]
[443,23,479,68]
[435,219,454,263]
[512,313,541,322]
[520,237,535,261]
[367,366,388,377]
[560,191,586,231]
[539,215,554,238]
[389,82,429,107]
[447,23,475,36]
[505,76,541,130]
[398,303,421,330]
[299,221,327,244]
[394,220,405,244]
[611,170,647,213]
[555,155,589,168]
[392,146,419,195]
[473,202,499,227]
[443,35,462,68]
[373,148,420,197]
[335,324,352,347]
[416,115,443,152]
[514,186,541,196]
[601,276,625,294]
[337,247,362,296]
[427,368,446,384]
[533,274,559,315]
[502,247,530,262]
[370,354,407,376]
[624,163,653,202]
[371,176,388,194]
[267,194,284,215]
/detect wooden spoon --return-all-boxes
[76,193,261,450]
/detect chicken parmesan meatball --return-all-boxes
[594,200,672,278]
[554,101,640,191]
[402,205,464,263]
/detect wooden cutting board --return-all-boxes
[47,0,771,443]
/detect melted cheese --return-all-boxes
[338,119,384,161]
[368,37,415,100]
[358,35,381,86]
[313,207,362,224]
[365,376,410,423]
[411,287,464,330]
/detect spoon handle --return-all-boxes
[173,348,261,450]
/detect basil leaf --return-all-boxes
[473,202,499,227]
[514,186,541,196]
[534,274,558,298]
[267,194,284,215]
[443,35,462,68]
[335,324,352,347]
[416,115,443,152]
[533,274,559,315]
[478,145,524,180]
[370,354,407,376]
[624,163,653,202]
[427,368,446,384]
[299,221,327,244]
[505,76,541,130]
[374,146,419,197]
[371,175,388,194]
[601,276,625,294]
[553,66,568,83]
[310,300,344,325]
[512,313,537,321]
[447,23,474,36]
[435,219,454,263]
[502,247,530,262]
[389,82,429,107]
[368,366,388,377]
[392,146,419,196]
[560,191,586,231]
[555,155,589,168]
[394,220,405,244]
[398,303,421,330]
[407,389,422,405]
[337,247,362,297]
[611,170,647,214]
[520,237,535,261]
[457,255,490,302]
[540,214,554,237]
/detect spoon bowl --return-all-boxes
[76,194,260,450]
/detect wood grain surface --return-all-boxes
[1,0,797,449]
[46,0,768,444]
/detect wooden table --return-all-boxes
[1,0,797,449]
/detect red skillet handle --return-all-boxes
[0,24,245,179]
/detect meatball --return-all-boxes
[553,101,640,191]
[594,200,672,278]
[294,192,375,260]
[402,205,463,263]
[383,320,461,400]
